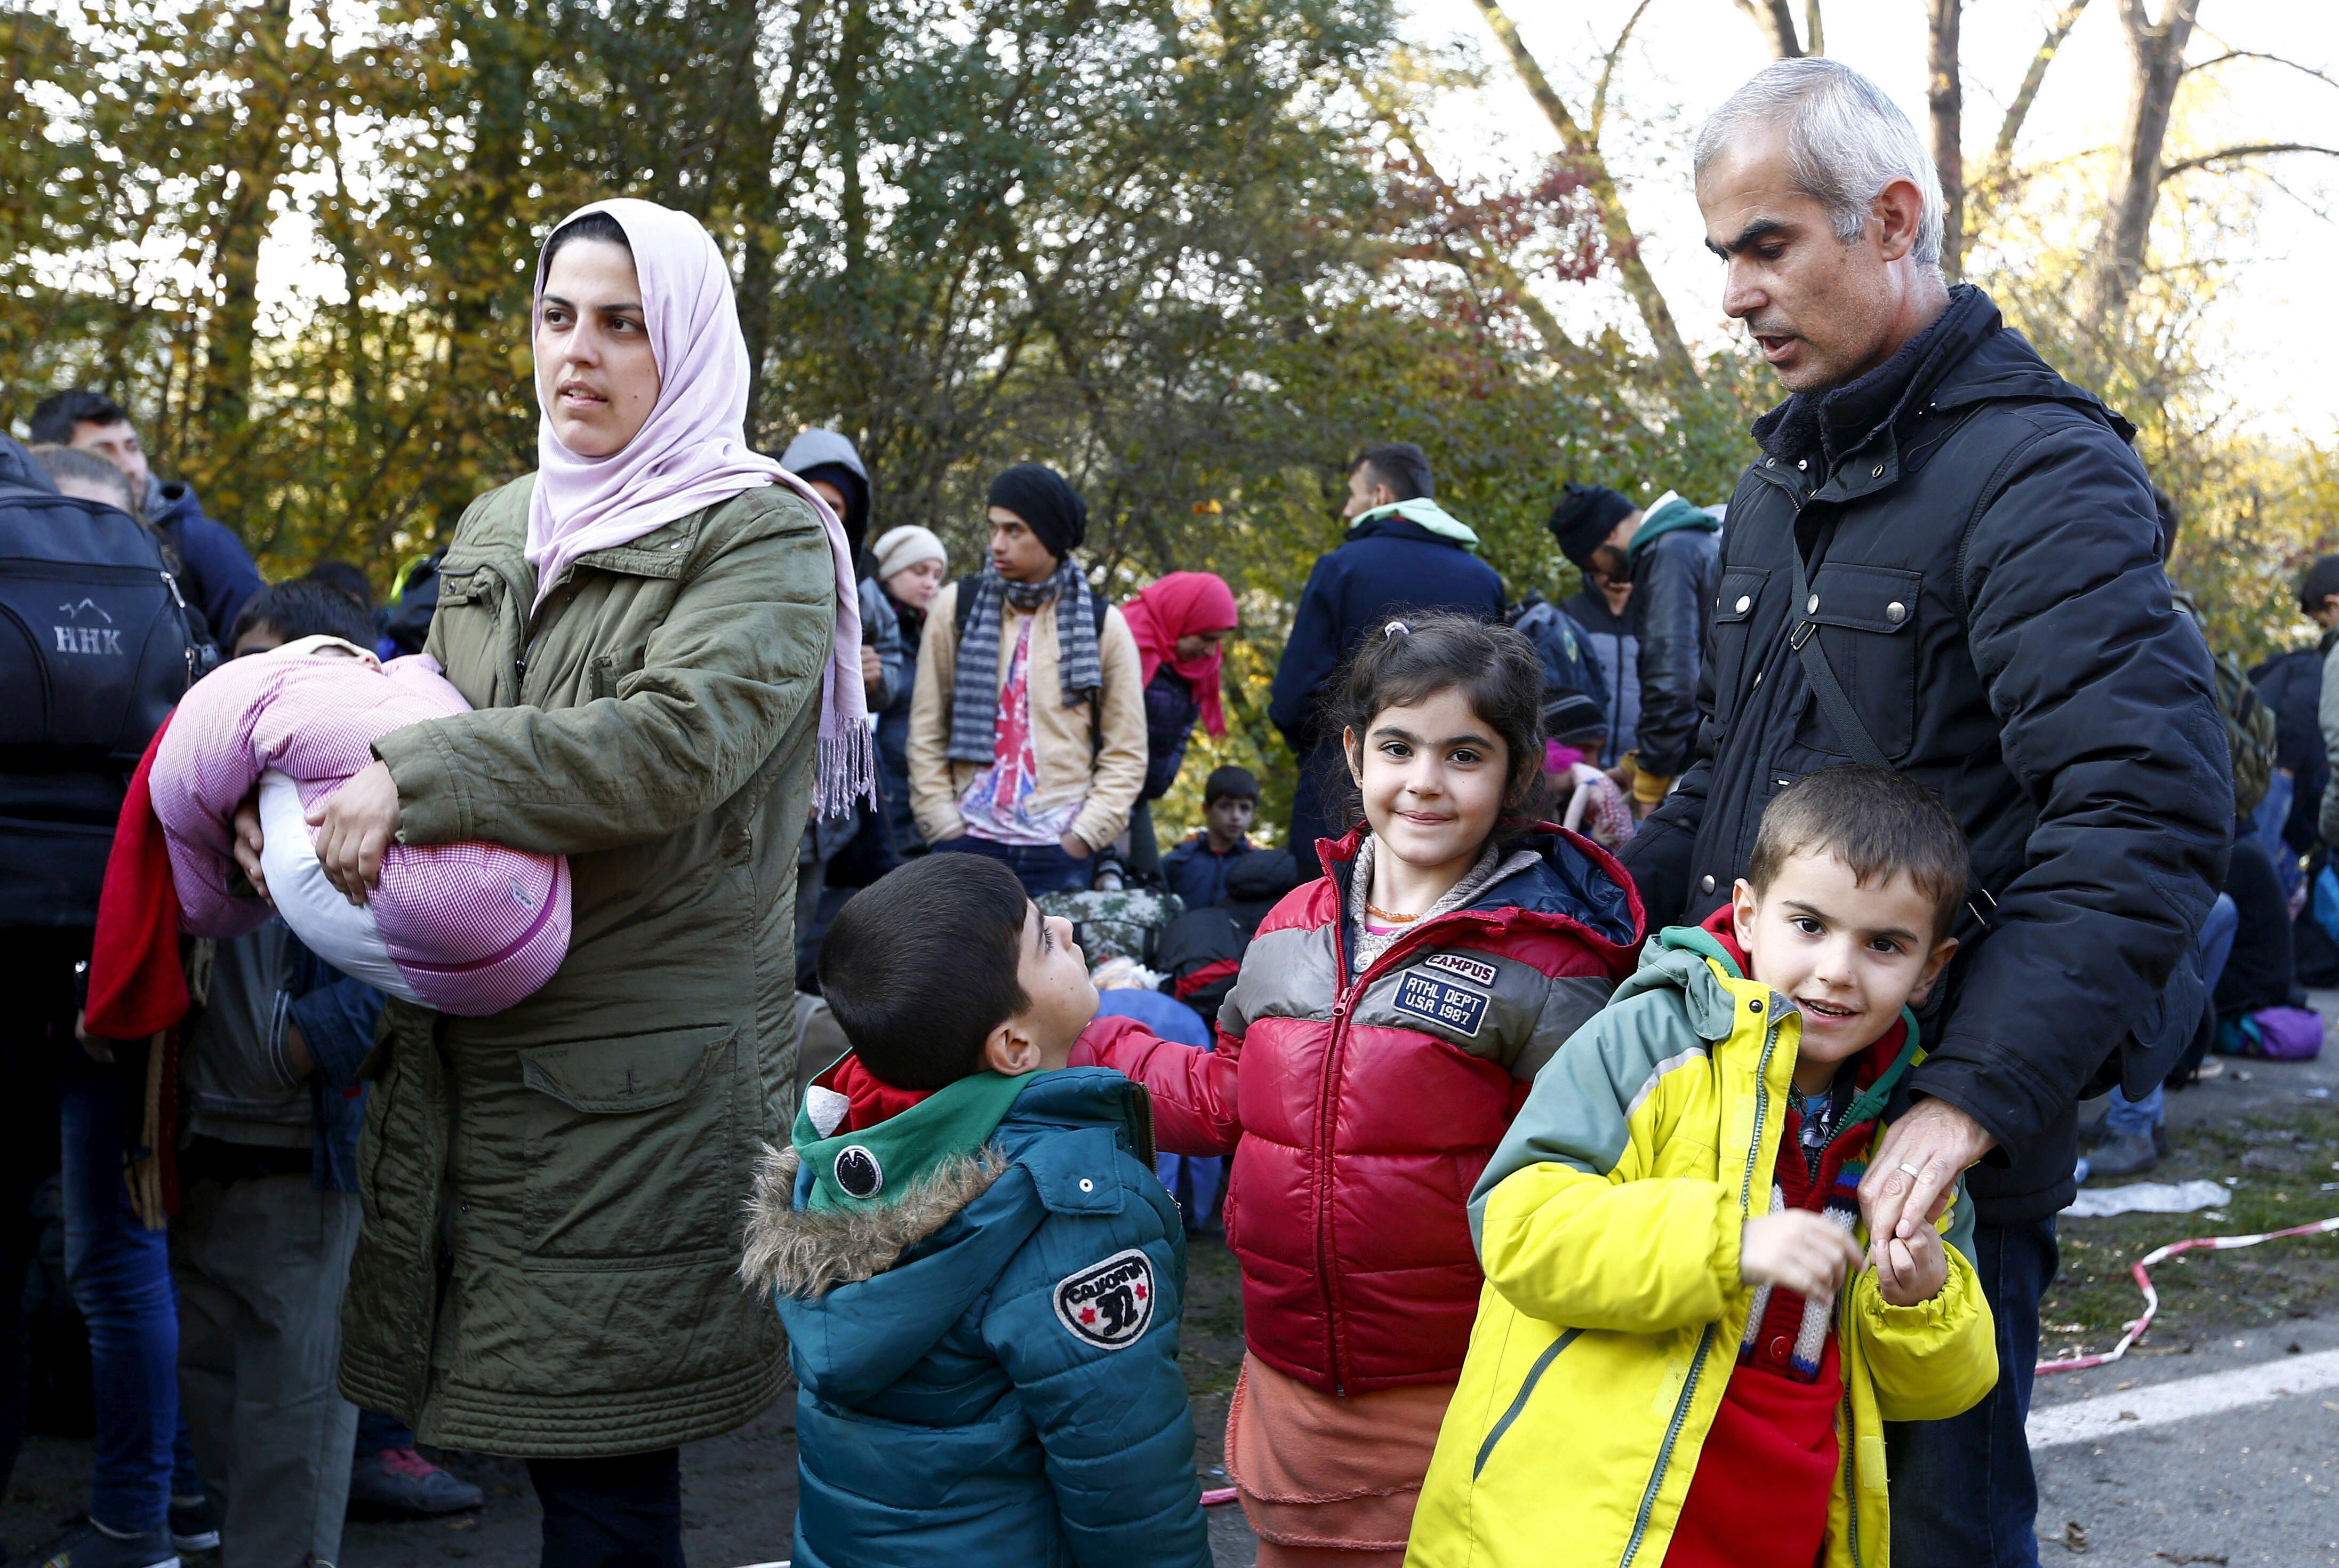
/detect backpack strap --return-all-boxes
[1788,542,1893,771]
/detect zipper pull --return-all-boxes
[158,569,187,609]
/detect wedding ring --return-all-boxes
[1897,1162,1924,1178]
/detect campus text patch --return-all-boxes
[1393,971,1490,1037]
[1423,951,1499,987]
[1053,1249,1156,1349]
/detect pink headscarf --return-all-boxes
[1119,571,1239,738]
[526,198,872,816]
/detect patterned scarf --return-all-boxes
[946,559,1103,764]
[1737,1086,1873,1383]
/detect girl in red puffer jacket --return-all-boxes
[1082,613,1643,1565]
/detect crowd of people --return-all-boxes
[0,51,2316,1568]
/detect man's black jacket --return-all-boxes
[1620,287,2231,1222]
[1627,513,1721,780]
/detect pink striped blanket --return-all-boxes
[151,636,570,1015]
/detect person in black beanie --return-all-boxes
[907,462,1148,894]
[1546,479,1720,812]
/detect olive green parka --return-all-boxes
[338,475,836,1454]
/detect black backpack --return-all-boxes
[0,437,210,930]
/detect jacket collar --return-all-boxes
[1623,492,1720,570]
[1316,823,1643,955]
[1630,914,1925,1112]
[1346,497,1480,551]
[1747,286,2132,507]
[1342,511,1477,552]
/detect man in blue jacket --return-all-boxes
[31,389,263,639]
[1268,443,1506,873]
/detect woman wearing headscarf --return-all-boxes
[1117,570,1239,874]
[274,199,868,1561]
[906,463,1148,895]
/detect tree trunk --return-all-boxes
[1732,0,1804,58]
[2090,0,2202,326]
[1926,0,1963,282]
[202,0,300,492]
[1469,0,1699,387]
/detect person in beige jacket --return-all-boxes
[909,463,1146,894]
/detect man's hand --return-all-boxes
[1860,1099,1994,1245]
[307,759,402,905]
[1059,832,1093,860]
[232,789,273,905]
[1740,1211,1865,1300]
[1873,1225,1948,1307]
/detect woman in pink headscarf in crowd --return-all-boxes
[235,198,869,1562]
[1118,570,1239,874]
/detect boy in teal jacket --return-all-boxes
[744,853,1208,1568]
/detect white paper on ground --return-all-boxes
[2060,1178,2231,1219]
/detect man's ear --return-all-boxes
[1909,935,1960,1007]
[1731,878,1760,951]
[1871,175,1926,263]
[983,1018,1043,1077]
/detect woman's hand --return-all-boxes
[232,788,273,906]
[1872,1226,1949,1307]
[860,643,884,703]
[308,760,402,905]
[1058,832,1093,860]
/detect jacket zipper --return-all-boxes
[1472,1326,1582,1478]
[1618,1002,1784,1568]
[1311,895,1534,1396]
[1838,1381,1863,1565]
[1319,890,1551,1393]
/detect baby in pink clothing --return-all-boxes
[151,635,571,1016]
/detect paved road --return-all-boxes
[2032,1308,2339,1566]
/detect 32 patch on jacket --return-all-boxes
[1393,970,1489,1037]
[1054,1248,1155,1350]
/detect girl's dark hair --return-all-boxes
[540,210,632,273]
[1325,611,1549,836]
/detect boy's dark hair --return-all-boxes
[2300,555,2339,615]
[1205,765,1259,805]
[303,558,374,609]
[29,389,133,446]
[1353,442,1433,502]
[820,854,1032,1091]
[1328,611,1546,829]
[227,580,377,654]
[29,443,140,519]
[540,210,632,274]
[1747,765,1969,939]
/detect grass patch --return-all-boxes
[2041,1107,2339,1360]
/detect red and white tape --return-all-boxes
[2034,1213,2339,1376]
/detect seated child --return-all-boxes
[1405,765,1999,1568]
[743,852,1211,1568]
[148,580,570,1017]
[1160,765,1263,910]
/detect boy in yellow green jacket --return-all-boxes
[1406,766,1998,1568]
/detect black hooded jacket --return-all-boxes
[1620,287,2231,1223]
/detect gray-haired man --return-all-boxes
[1620,58,2229,1567]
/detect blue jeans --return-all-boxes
[2106,891,2239,1139]
[933,833,1094,895]
[1885,1215,2058,1567]
[60,1067,200,1531]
